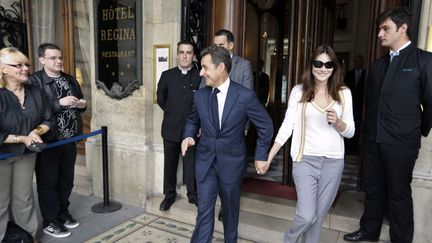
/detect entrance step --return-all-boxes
[147,191,390,242]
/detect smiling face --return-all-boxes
[378,18,408,51]
[0,52,30,84]
[200,54,227,88]
[312,53,334,84]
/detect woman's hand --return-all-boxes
[255,160,271,175]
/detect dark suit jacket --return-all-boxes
[157,67,201,142]
[183,81,273,184]
[363,43,432,146]
[345,68,365,122]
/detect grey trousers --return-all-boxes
[284,155,344,243]
[0,153,39,241]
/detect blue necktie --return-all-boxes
[211,88,220,131]
[390,51,399,62]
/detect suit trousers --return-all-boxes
[191,164,242,243]
[284,156,344,243]
[360,142,418,243]
[0,154,39,240]
[162,140,196,199]
[35,142,77,226]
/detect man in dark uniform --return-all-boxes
[344,7,432,243]
[157,40,201,210]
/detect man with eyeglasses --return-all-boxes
[28,43,86,239]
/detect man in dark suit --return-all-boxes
[344,7,432,243]
[181,46,273,243]
[345,55,366,145]
[157,40,201,211]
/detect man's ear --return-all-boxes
[399,23,408,34]
[39,57,45,65]
[228,42,234,52]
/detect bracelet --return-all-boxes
[34,126,44,135]
[14,135,20,143]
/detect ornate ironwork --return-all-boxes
[181,0,207,67]
[0,0,27,53]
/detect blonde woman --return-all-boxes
[256,44,354,243]
[0,47,53,242]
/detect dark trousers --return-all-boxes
[163,140,196,200]
[35,143,77,226]
[191,164,241,243]
[360,142,418,243]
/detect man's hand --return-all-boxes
[255,160,270,175]
[181,137,195,156]
[59,96,79,107]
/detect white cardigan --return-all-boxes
[275,85,355,161]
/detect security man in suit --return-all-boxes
[344,7,432,243]
[181,46,273,243]
[200,29,254,90]
[157,40,201,211]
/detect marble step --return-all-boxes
[150,190,390,242]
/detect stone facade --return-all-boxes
[86,0,182,207]
[84,1,432,241]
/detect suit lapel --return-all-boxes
[221,83,239,128]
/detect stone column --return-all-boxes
[412,2,432,242]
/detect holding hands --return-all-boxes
[255,160,270,175]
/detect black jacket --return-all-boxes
[363,44,432,146]
[28,69,85,142]
[157,67,201,142]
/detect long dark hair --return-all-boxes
[300,44,344,103]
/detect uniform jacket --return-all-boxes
[363,44,432,146]
[157,67,201,142]
[183,81,273,184]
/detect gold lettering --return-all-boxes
[102,9,108,21]
[128,7,135,18]
[100,28,136,41]
[101,7,135,20]
[108,8,114,20]
[101,51,135,58]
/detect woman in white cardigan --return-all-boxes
[256,44,355,243]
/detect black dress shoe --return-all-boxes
[188,197,197,206]
[159,197,175,211]
[218,209,223,221]
[343,229,379,242]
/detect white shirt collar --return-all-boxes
[390,41,411,56]
[214,77,230,95]
[178,66,192,74]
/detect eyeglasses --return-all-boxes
[44,56,63,61]
[312,60,334,69]
[5,63,31,69]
